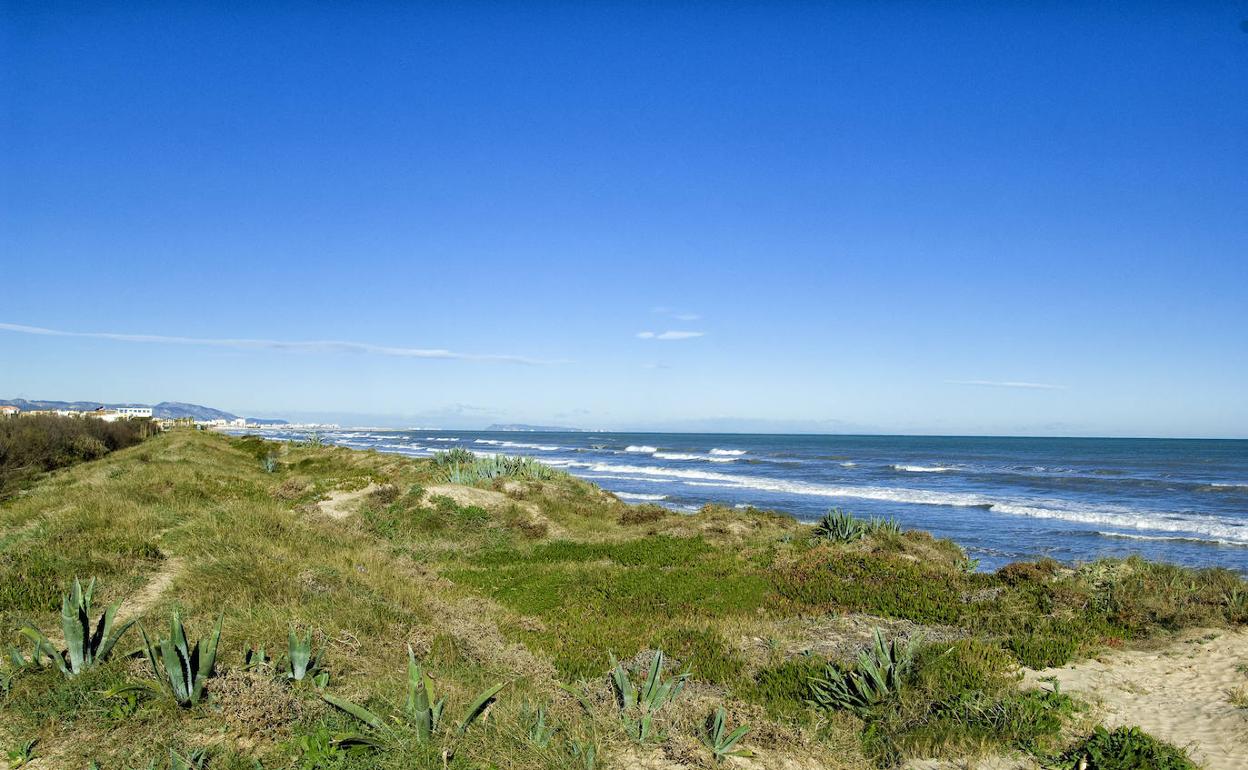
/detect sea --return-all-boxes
[240,429,1248,572]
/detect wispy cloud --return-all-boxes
[636,330,705,340]
[946,379,1066,390]
[0,322,563,365]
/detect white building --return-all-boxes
[115,406,154,418]
[0,405,19,417]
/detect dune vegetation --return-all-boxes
[1,428,1238,769]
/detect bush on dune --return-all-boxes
[0,414,156,496]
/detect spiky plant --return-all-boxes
[19,577,136,677]
[811,509,866,543]
[522,702,558,748]
[808,628,919,715]
[701,706,752,762]
[168,748,208,770]
[139,610,223,707]
[241,643,269,671]
[322,645,505,748]
[867,516,902,535]
[285,628,326,685]
[5,738,36,768]
[609,650,689,743]
[568,738,597,770]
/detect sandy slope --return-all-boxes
[1025,629,1248,769]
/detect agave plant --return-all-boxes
[19,578,136,677]
[168,748,208,770]
[522,702,558,748]
[568,738,598,770]
[811,509,866,543]
[139,610,223,707]
[322,645,505,748]
[808,628,919,715]
[241,643,269,671]
[701,706,752,762]
[285,628,327,686]
[609,650,689,743]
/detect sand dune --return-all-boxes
[1025,630,1248,769]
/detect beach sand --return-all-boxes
[1025,629,1248,769]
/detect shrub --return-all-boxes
[997,559,1060,586]
[620,504,668,525]
[654,626,745,685]
[1060,725,1198,770]
[0,414,154,497]
[1007,623,1083,668]
[742,657,827,719]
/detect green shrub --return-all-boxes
[0,414,154,497]
[1060,725,1197,770]
[738,653,828,718]
[1006,623,1083,668]
[654,626,745,685]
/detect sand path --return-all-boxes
[1025,629,1248,769]
[318,483,381,519]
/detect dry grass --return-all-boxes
[0,430,1235,769]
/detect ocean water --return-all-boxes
[244,429,1248,572]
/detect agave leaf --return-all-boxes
[170,611,190,665]
[161,637,190,703]
[98,614,137,663]
[720,724,750,752]
[18,627,67,675]
[556,681,595,714]
[190,614,223,705]
[138,625,167,694]
[322,692,385,730]
[331,732,386,752]
[455,682,506,735]
[61,591,86,674]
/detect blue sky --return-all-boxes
[2,2,1246,437]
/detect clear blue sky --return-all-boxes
[2,2,1246,436]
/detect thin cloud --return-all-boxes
[636,330,705,340]
[946,379,1066,390]
[0,322,563,365]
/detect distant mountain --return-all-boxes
[149,401,238,421]
[0,398,287,425]
[486,423,583,432]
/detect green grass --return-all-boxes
[0,428,1243,770]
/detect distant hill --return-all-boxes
[0,398,286,424]
[486,423,583,432]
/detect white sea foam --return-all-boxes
[625,445,658,453]
[500,441,560,451]
[425,437,460,441]
[840,462,857,467]
[891,464,952,473]
[710,448,747,456]
[558,460,1248,546]
[615,492,668,502]
[653,451,736,463]
[474,439,503,445]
